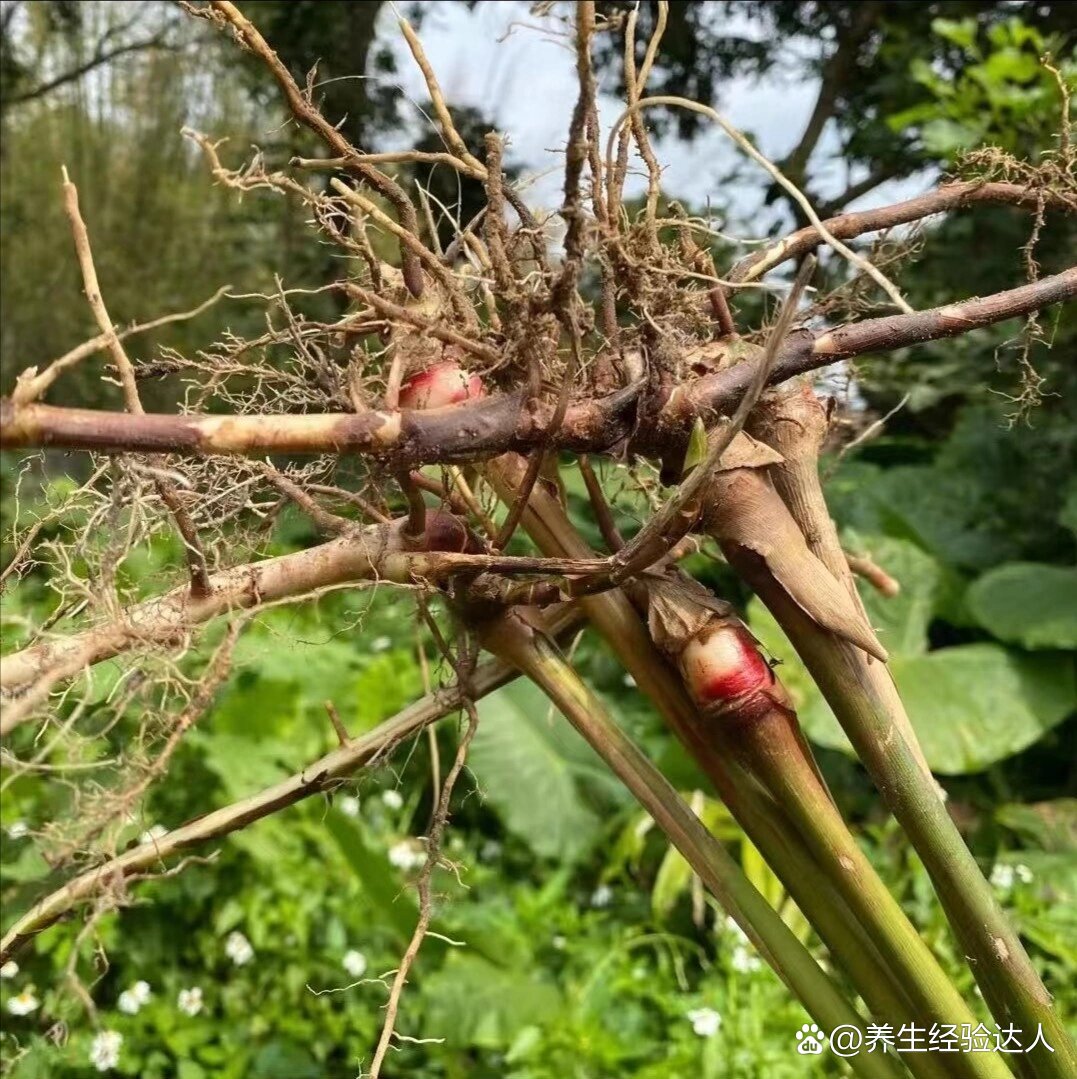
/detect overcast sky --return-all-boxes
[380,2,927,233]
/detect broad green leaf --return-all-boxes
[193,730,294,800]
[209,678,301,740]
[845,533,942,655]
[421,954,563,1050]
[921,118,982,156]
[986,17,1043,50]
[931,17,979,52]
[353,652,423,733]
[325,816,418,944]
[0,842,51,884]
[231,625,364,709]
[996,800,1077,853]
[967,563,1077,650]
[248,1040,320,1079]
[1020,909,1077,969]
[889,646,1074,773]
[749,600,1075,774]
[823,459,887,535]
[472,680,620,863]
[870,464,1015,570]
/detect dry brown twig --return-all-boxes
[58,169,211,597]
[367,687,480,1079]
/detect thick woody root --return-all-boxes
[3,269,1074,468]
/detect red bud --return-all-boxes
[421,510,482,553]
[399,362,485,410]
[680,624,772,705]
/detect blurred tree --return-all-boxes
[0,0,182,114]
[0,2,290,408]
[236,1,395,147]
[595,1,1076,217]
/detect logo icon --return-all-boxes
[796,1024,826,1055]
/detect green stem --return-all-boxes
[730,551,1076,1079]
[713,703,1010,1079]
[484,457,959,1079]
[717,761,973,1079]
[480,612,907,1079]
[745,387,1075,1079]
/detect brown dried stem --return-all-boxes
[60,168,211,597]
[205,0,426,295]
[733,181,1077,284]
[8,269,1071,467]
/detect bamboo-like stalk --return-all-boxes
[719,699,1009,1079]
[484,456,959,1066]
[710,757,971,1079]
[739,385,1077,1079]
[747,383,931,775]
[729,548,1073,1079]
[637,574,1012,1079]
[479,611,907,1079]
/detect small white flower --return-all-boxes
[551,935,567,950]
[140,825,167,845]
[622,674,636,688]
[89,1030,123,1072]
[990,863,1015,890]
[6,987,39,1016]
[381,789,404,810]
[479,839,502,862]
[1015,864,1034,884]
[338,795,361,818]
[177,986,203,1017]
[7,821,28,840]
[0,961,18,979]
[387,839,426,871]
[590,884,613,908]
[371,636,393,653]
[118,979,151,1013]
[342,950,367,978]
[687,1006,722,1038]
[224,930,254,966]
[730,942,761,974]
